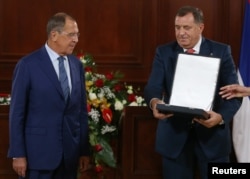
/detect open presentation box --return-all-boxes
[156,53,221,119]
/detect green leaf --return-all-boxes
[95,139,116,168]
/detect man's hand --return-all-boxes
[151,98,173,120]
[12,157,27,178]
[193,110,223,128]
[79,156,91,172]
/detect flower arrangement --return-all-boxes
[0,94,11,105]
[76,52,146,173]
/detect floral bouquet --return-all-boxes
[76,52,146,173]
[0,94,11,105]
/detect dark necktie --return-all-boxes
[58,56,69,101]
[186,48,195,54]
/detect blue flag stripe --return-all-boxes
[239,0,250,87]
[233,0,250,163]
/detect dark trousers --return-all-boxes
[19,160,77,179]
[162,129,229,179]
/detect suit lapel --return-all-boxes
[68,56,74,101]
[67,56,79,105]
[199,38,212,56]
[38,47,64,98]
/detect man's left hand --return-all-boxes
[193,110,223,128]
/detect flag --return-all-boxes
[232,0,250,162]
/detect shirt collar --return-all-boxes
[45,43,67,62]
[184,36,202,54]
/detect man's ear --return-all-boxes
[50,31,59,41]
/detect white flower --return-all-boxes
[114,100,124,111]
[0,96,11,105]
[122,99,127,105]
[103,86,115,99]
[80,59,86,64]
[101,125,116,135]
[127,96,146,106]
[88,109,100,123]
[97,89,104,98]
[96,73,105,79]
[85,71,92,76]
[89,92,97,100]
[128,102,139,106]
[126,85,133,94]
[136,96,144,104]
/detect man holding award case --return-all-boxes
[144,5,242,179]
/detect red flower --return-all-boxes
[85,66,92,72]
[87,104,91,113]
[0,94,9,97]
[128,94,136,102]
[94,144,103,152]
[105,72,114,80]
[95,165,103,173]
[114,84,123,92]
[76,52,84,59]
[102,108,113,124]
[95,79,104,88]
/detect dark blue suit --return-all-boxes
[8,46,89,175]
[144,38,242,178]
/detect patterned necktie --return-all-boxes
[186,48,195,54]
[58,56,69,101]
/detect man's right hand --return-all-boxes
[13,157,27,178]
[151,98,173,120]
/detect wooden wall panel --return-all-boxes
[75,0,158,83]
[0,60,16,93]
[119,107,162,179]
[1,0,245,94]
[0,106,17,179]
